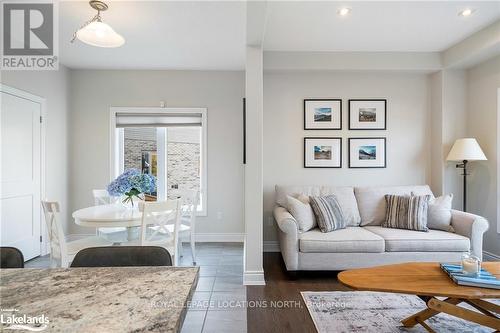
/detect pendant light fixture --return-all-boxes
[71,0,125,48]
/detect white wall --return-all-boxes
[429,72,444,196]
[466,55,500,257]
[429,69,467,209]
[263,71,430,241]
[69,70,245,236]
[1,68,70,233]
[442,70,467,209]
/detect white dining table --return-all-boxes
[72,204,142,240]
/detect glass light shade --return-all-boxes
[76,21,125,48]
[447,138,487,161]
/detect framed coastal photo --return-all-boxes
[348,99,387,130]
[304,137,342,168]
[348,137,386,168]
[304,99,342,130]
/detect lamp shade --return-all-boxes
[76,21,125,48]
[446,138,487,161]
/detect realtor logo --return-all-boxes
[2,1,58,70]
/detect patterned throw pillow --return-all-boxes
[383,194,431,232]
[309,195,346,233]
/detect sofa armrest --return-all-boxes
[451,209,489,260]
[273,206,299,234]
[273,206,299,271]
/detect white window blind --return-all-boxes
[115,112,202,128]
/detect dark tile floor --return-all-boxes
[24,242,247,333]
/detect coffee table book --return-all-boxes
[441,263,500,290]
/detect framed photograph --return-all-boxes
[304,137,342,168]
[348,137,386,168]
[304,99,342,130]
[348,99,387,130]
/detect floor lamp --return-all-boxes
[446,138,487,212]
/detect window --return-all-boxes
[110,108,207,215]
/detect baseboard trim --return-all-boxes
[193,233,244,243]
[264,241,280,252]
[483,251,500,261]
[243,270,266,285]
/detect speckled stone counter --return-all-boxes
[0,267,199,332]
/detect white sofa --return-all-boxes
[273,185,489,273]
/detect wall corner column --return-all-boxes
[243,45,265,285]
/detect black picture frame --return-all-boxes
[348,99,387,130]
[304,137,342,168]
[304,99,342,130]
[348,137,387,168]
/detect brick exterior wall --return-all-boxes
[124,138,200,198]
[166,141,200,199]
[124,138,157,171]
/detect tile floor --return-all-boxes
[24,242,247,333]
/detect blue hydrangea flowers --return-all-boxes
[107,169,156,205]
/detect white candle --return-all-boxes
[462,257,479,275]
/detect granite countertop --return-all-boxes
[0,267,199,333]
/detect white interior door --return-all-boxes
[1,88,42,261]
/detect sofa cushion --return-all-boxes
[355,185,434,226]
[299,227,385,253]
[364,226,470,252]
[276,185,361,226]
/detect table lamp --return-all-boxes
[446,138,487,212]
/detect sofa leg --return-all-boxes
[287,271,299,280]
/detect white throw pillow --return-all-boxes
[286,194,317,232]
[427,194,454,232]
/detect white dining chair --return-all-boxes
[92,189,127,238]
[41,200,113,268]
[178,189,199,264]
[121,199,182,266]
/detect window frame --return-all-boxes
[109,107,208,216]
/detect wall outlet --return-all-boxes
[217,212,223,220]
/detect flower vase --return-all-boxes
[121,194,145,210]
[121,196,135,210]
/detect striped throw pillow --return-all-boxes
[383,194,431,232]
[309,195,346,233]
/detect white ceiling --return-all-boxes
[59,1,500,70]
[264,1,500,52]
[59,1,246,69]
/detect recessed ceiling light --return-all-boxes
[459,8,475,17]
[337,7,351,16]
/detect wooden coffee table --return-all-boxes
[338,262,500,332]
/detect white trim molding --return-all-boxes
[483,251,500,262]
[243,270,266,285]
[264,241,280,252]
